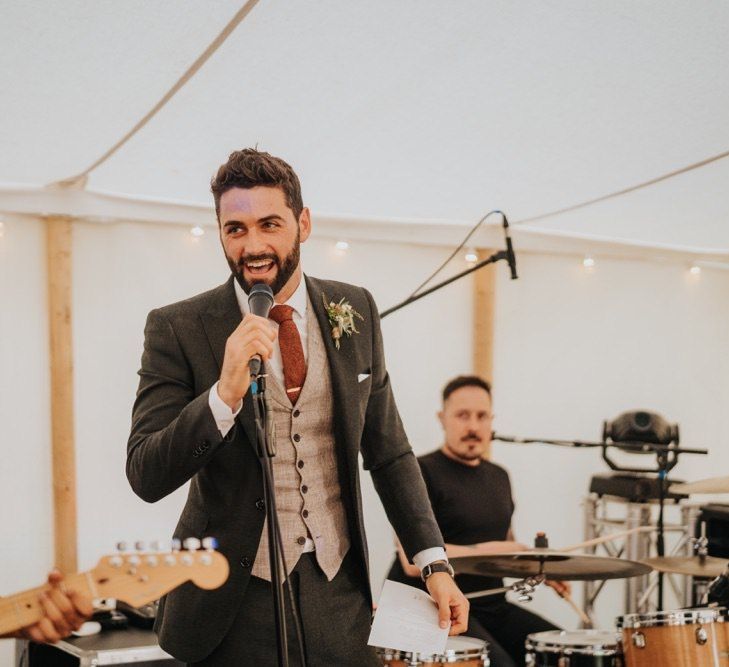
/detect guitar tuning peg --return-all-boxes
[183,537,201,551]
[151,540,164,552]
[116,541,129,553]
[202,537,218,550]
[134,540,146,552]
[171,538,182,551]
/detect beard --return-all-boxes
[226,231,301,297]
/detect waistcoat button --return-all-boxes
[293,433,301,442]
[240,557,251,568]
[297,536,306,545]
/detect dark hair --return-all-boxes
[442,375,492,403]
[210,148,304,221]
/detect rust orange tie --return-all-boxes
[269,305,307,405]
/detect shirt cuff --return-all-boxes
[208,381,242,437]
[412,547,448,571]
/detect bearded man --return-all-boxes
[387,375,566,667]
[126,149,468,666]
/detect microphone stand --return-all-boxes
[250,371,289,666]
[250,369,307,667]
[493,433,708,611]
[380,215,517,319]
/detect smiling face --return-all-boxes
[219,186,311,302]
[439,385,494,466]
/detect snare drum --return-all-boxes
[376,635,488,666]
[617,607,725,667]
[525,629,623,666]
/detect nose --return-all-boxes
[244,228,269,256]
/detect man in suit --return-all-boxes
[126,148,468,665]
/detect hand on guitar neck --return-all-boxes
[1,540,229,645]
[1,569,93,644]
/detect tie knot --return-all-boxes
[269,304,295,324]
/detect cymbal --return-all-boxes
[452,551,652,581]
[669,476,729,495]
[641,556,729,578]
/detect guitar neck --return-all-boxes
[0,572,92,637]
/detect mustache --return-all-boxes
[237,253,279,268]
[461,433,482,443]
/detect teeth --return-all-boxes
[247,260,272,268]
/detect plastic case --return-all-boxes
[16,627,184,666]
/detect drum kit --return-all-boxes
[376,475,729,666]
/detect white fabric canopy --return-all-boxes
[2,0,728,255]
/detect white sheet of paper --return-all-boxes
[367,580,449,655]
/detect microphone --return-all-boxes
[502,215,518,280]
[247,283,274,376]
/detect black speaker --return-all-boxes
[696,504,729,558]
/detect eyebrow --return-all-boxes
[223,214,285,229]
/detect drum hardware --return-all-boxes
[495,417,708,611]
[670,476,729,495]
[464,574,545,602]
[617,607,726,667]
[525,629,623,667]
[376,635,488,666]
[640,556,729,579]
[452,551,651,581]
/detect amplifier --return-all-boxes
[589,473,688,503]
[19,627,183,667]
[696,504,729,559]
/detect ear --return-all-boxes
[437,410,445,429]
[298,207,312,243]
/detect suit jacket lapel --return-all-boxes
[199,276,257,449]
[305,276,362,453]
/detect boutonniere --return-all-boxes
[322,294,364,349]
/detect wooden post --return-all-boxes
[473,248,497,459]
[473,248,497,383]
[45,216,77,574]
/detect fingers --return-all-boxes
[38,591,71,639]
[435,593,451,630]
[448,597,469,636]
[68,589,94,619]
[47,587,86,631]
[219,315,278,406]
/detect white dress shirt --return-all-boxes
[207,276,447,571]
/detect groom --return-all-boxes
[126,148,468,665]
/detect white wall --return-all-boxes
[2,218,729,663]
[0,217,53,666]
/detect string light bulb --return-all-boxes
[190,226,205,237]
[583,256,595,269]
[689,264,701,275]
[464,248,478,264]
[335,240,350,251]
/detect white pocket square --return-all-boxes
[357,373,371,383]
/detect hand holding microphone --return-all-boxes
[218,284,276,410]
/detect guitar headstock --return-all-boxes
[89,538,229,608]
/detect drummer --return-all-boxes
[386,375,569,667]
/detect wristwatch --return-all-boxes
[420,559,455,582]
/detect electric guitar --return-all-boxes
[0,540,229,636]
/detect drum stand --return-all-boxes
[582,494,698,621]
[465,574,546,602]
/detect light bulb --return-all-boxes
[689,264,701,275]
[335,240,349,251]
[465,248,478,264]
[190,226,205,237]
[583,256,595,269]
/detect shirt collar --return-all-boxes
[233,275,308,319]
